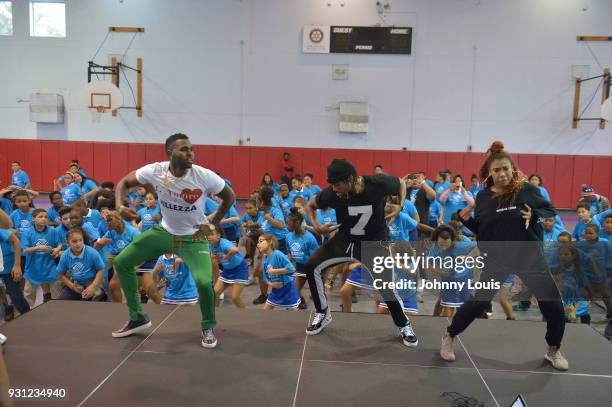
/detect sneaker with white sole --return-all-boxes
[306,309,332,335]
[112,315,152,338]
[545,346,568,371]
[440,332,456,361]
[201,328,218,349]
[399,321,418,347]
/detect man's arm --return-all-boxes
[115,171,145,218]
[210,185,235,226]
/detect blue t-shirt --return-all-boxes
[286,231,319,264]
[402,200,418,218]
[259,207,288,241]
[289,188,313,202]
[538,186,551,202]
[428,241,476,282]
[442,190,473,224]
[0,198,12,215]
[316,208,337,239]
[84,209,102,229]
[262,250,295,285]
[82,222,101,244]
[388,212,418,241]
[22,226,59,284]
[210,238,245,270]
[595,209,611,224]
[81,179,98,195]
[156,255,198,303]
[11,170,30,188]
[306,185,322,196]
[277,195,293,218]
[220,205,241,235]
[572,218,601,241]
[46,206,63,224]
[103,224,140,255]
[203,197,219,216]
[429,200,442,223]
[137,206,161,232]
[10,208,34,240]
[60,183,82,205]
[469,184,484,198]
[0,229,15,275]
[57,246,105,283]
[435,181,450,200]
[128,191,146,208]
[575,239,612,281]
[54,224,70,250]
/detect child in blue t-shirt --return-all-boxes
[257,234,299,309]
[22,209,60,305]
[552,245,591,324]
[340,263,375,313]
[258,187,288,253]
[428,225,475,317]
[95,211,141,303]
[57,229,106,301]
[10,190,34,239]
[377,241,419,315]
[209,229,248,308]
[469,174,483,198]
[600,213,612,241]
[47,191,66,226]
[59,172,83,206]
[428,200,442,228]
[154,254,199,305]
[439,175,475,224]
[387,204,418,242]
[10,161,30,189]
[576,224,612,317]
[315,206,338,243]
[0,228,29,316]
[128,186,147,210]
[289,176,313,203]
[137,192,161,232]
[286,208,319,309]
[573,202,601,241]
[303,173,322,196]
[276,184,293,218]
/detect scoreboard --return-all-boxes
[303,25,412,55]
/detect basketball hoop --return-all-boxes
[79,80,123,123]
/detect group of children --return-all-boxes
[0,162,610,333]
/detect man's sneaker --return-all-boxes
[351,291,358,304]
[3,305,14,322]
[112,315,152,338]
[399,321,418,347]
[252,294,267,305]
[201,328,218,349]
[298,297,307,310]
[440,333,456,361]
[545,346,568,371]
[306,309,332,335]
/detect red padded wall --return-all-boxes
[0,139,610,207]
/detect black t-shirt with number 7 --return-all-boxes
[316,174,400,241]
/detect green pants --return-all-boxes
[113,224,215,329]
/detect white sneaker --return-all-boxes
[399,321,418,347]
[305,309,332,335]
[545,346,568,371]
[201,329,218,349]
[440,333,456,361]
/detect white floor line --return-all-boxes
[76,305,182,407]
[292,311,311,407]
[449,316,500,407]
[478,367,612,379]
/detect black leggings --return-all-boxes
[304,234,408,328]
[447,264,566,348]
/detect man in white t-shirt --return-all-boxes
[111,133,235,348]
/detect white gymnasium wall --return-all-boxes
[0,0,611,154]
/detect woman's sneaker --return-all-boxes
[252,294,267,305]
[399,321,418,347]
[201,328,218,349]
[298,297,307,310]
[440,333,456,361]
[112,315,152,338]
[545,346,568,371]
[306,309,332,335]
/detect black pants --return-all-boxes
[1,274,30,314]
[304,233,408,328]
[447,263,565,348]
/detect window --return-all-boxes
[0,1,12,36]
[30,0,65,37]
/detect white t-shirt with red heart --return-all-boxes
[135,162,225,236]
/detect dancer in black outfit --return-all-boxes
[304,159,418,347]
[439,141,568,370]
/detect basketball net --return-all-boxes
[89,106,107,123]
